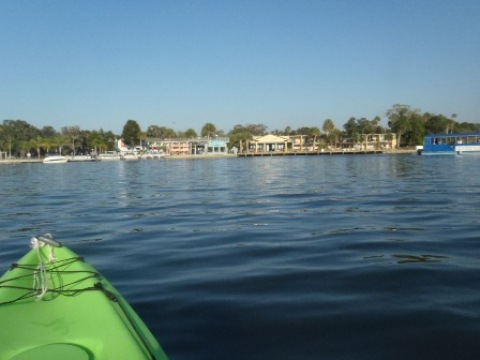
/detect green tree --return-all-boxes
[37,137,57,155]
[356,118,370,136]
[330,129,342,148]
[88,131,107,153]
[228,125,253,151]
[137,131,147,148]
[40,126,58,138]
[96,130,118,151]
[448,113,457,133]
[146,125,177,139]
[307,127,321,150]
[0,120,41,156]
[423,113,450,134]
[343,117,362,146]
[295,126,310,135]
[201,123,217,138]
[404,113,425,146]
[163,128,176,139]
[184,128,197,138]
[371,116,385,133]
[243,123,268,136]
[61,126,82,155]
[322,119,335,136]
[28,137,42,157]
[3,120,40,141]
[146,125,162,138]
[322,119,336,148]
[121,120,141,146]
[52,135,67,154]
[386,104,423,148]
[454,122,480,133]
[355,116,382,136]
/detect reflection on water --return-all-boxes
[364,254,450,264]
[392,254,449,263]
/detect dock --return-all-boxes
[237,150,384,157]
[0,159,43,164]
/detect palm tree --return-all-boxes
[138,131,147,148]
[449,113,457,133]
[201,123,217,138]
[38,137,54,156]
[322,119,336,148]
[330,129,341,149]
[91,138,107,153]
[322,119,335,135]
[309,127,321,151]
[29,138,42,158]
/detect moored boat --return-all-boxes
[120,151,140,161]
[68,154,96,162]
[42,155,68,164]
[418,132,480,155]
[98,151,121,161]
[0,234,169,360]
[139,151,169,160]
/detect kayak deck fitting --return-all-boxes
[0,234,169,360]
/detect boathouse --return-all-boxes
[243,134,293,153]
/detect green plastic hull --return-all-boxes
[0,245,169,360]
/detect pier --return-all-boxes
[237,150,384,157]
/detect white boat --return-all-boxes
[69,155,96,162]
[138,150,168,159]
[120,152,139,161]
[43,155,68,164]
[98,152,121,161]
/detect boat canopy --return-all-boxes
[424,132,480,146]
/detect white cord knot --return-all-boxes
[30,236,44,249]
[31,234,58,263]
[30,234,58,300]
[33,263,48,301]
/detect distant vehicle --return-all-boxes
[419,132,480,155]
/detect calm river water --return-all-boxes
[1,154,480,360]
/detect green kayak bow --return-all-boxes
[0,234,169,360]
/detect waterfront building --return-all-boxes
[241,133,397,153]
[246,134,292,153]
[355,134,397,150]
[145,137,229,156]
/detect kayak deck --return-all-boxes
[0,241,168,360]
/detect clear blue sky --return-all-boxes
[1,0,479,134]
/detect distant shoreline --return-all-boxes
[0,149,417,164]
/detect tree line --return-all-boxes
[1,104,479,158]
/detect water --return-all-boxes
[1,155,480,359]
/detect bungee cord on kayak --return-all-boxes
[0,235,108,304]
[0,255,101,305]
[31,235,57,300]
[0,234,169,359]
